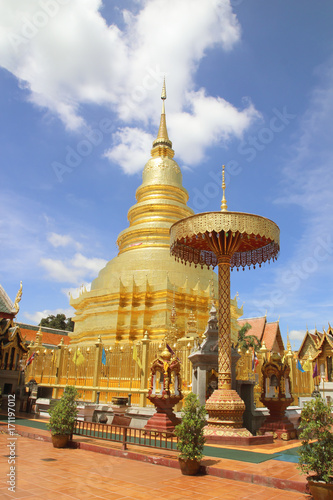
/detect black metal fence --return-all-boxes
[74,420,178,451]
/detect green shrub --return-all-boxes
[297,396,333,483]
[174,392,207,461]
[47,386,79,436]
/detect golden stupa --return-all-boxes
[70,82,242,345]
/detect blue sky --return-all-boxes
[1,0,332,349]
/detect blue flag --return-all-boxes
[101,347,106,365]
[297,359,305,372]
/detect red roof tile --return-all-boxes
[238,317,266,342]
[237,317,284,352]
[262,321,279,351]
[20,327,71,347]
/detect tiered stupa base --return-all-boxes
[204,389,273,445]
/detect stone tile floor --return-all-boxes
[0,433,311,500]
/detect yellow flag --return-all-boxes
[303,358,311,372]
[73,349,85,366]
[133,344,142,369]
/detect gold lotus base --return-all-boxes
[204,427,252,438]
[205,389,248,430]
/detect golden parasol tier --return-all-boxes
[170,207,280,437]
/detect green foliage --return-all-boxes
[39,314,74,332]
[47,386,79,436]
[237,322,261,352]
[297,396,333,483]
[174,392,207,461]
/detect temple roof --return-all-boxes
[0,284,16,317]
[17,323,71,348]
[238,316,284,352]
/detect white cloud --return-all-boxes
[169,90,259,164]
[104,127,154,174]
[289,329,306,342]
[24,307,74,325]
[40,252,107,284]
[47,232,82,249]
[0,0,256,173]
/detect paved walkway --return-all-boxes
[0,415,311,499]
[0,434,310,500]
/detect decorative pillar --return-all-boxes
[205,253,248,435]
[217,256,232,390]
[53,338,64,399]
[92,335,102,402]
[139,331,150,407]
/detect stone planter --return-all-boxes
[308,480,333,500]
[51,435,69,448]
[179,458,201,476]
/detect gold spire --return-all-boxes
[286,326,291,351]
[161,76,166,110]
[151,78,173,156]
[221,165,228,212]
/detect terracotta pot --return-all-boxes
[308,480,333,500]
[51,435,70,448]
[179,458,201,476]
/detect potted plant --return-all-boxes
[47,386,79,448]
[297,395,333,499]
[174,392,207,475]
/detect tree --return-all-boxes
[237,322,261,352]
[39,314,74,332]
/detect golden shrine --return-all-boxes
[70,82,242,346]
[258,352,296,440]
[145,345,183,431]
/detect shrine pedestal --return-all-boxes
[258,398,296,440]
[258,416,296,440]
[144,398,180,432]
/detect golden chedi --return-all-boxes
[70,83,240,345]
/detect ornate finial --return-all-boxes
[36,325,43,346]
[161,77,166,99]
[286,326,291,351]
[152,78,173,154]
[221,165,228,212]
[161,76,166,110]
[14,281,23,314]
[186,309,198,338]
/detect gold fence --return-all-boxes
[25,335,195,406]
[25,336,315,407]
[236,347,315,407]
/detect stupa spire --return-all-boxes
[151,78,174,157]
[116,80,192,255]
